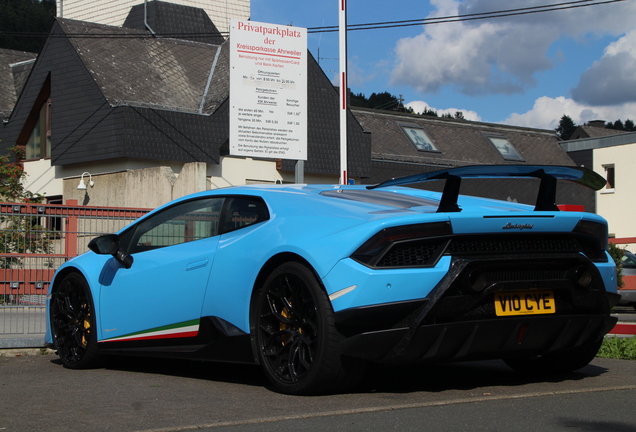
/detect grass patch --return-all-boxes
[597,336,636,360]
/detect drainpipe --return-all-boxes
[144,0,156,35]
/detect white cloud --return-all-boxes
[330,57,388,88]
[390,0,636,99]
[503,96,636,130]
[571,29,636,106]
[406,100,482,121]
[346,56,376,87]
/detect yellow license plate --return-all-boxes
[494,291,556,316]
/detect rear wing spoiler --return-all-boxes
[367,165,606,213]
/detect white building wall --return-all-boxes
[594,144,636,239]
[208,156,282,189]
[62,162,209,208]
[208,156,339,189]
[24,154,341,208]
[57,0,249,35]
[23,159,63,197]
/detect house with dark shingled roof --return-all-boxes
[0,1,370,208]
[569,120,631,141]
[0,48,37,122]
[353,107,596,212]
[1,1,594,213]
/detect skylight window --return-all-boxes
[486,136,524,161]
[401,126,439,152]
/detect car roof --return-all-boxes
[173,182,530,215]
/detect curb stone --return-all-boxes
[0,348,55,358]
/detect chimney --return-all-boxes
[588,120,606,128]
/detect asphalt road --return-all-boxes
[1,353,635,432]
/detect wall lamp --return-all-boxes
[77,172,94,190]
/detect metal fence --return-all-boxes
[0,200,149,342]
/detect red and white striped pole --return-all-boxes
[339,0,348,185]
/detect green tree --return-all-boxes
[420,107,438,117]
[609,119,625,130]
[0,0,56,52]
[555,115,577,140]
[349,91,399,110]
[367,92,399,110]
[349,92,369,108]
[0,146,50,271]
[607,242,624,289]
[625,120,635,131]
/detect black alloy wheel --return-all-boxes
[254,262,350,395]
[50,273,101,369]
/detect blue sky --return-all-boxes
[251,0,636,130]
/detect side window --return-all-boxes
[603,164,615,192]
[127,198,224,254]
[222,197,269,233]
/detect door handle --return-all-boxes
[186,258,209,271]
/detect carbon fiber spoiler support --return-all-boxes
[367,165,607,213]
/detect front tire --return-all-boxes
[50,273,101,369]
[253,262,353,395]
[503,338,603,375]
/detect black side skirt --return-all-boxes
[96,316,254,364]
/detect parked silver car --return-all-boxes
[619,250,636,309]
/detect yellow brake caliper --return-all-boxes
[81,305,91,347]
[280,301,302,346]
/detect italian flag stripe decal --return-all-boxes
[101,319,200,343]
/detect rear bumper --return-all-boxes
[340,313,617,364]
[336,254,617,364]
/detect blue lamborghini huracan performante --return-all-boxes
[45,165,620,395]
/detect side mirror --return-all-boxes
[88,234,134,269]
[88,234,119,255]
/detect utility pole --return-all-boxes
[339,0,348,185]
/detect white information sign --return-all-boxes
[230,20,307,160]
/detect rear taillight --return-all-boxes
[352,222,452,268]
[573,220,608,253]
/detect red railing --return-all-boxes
[0,200,149,301]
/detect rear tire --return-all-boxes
[503,338,603,375]
[50,273,101,369]
[253,262,361,395]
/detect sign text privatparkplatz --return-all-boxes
[230,20,307,160]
